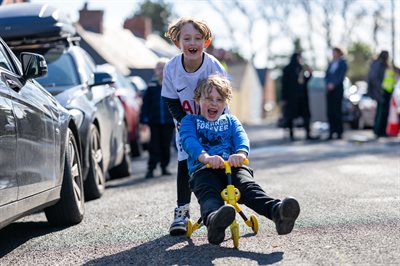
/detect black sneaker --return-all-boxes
[273,197,300,235]
[206,205,235,245]
[144,171,154,179]
[169,204,190,236]
[162,168,172,176]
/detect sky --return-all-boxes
[30,0,399,69]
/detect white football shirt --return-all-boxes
[162,52,227,161]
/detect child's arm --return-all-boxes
[231,115,250,155]
[228,152,247,168]
[198,152,225,169]
[163,97,187,122]
[180,116,224,169]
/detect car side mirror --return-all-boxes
[20,52,48,79]
[92,72,115,87]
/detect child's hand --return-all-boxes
[228,153,247,167]
[204,155,224,169]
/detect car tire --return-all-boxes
[45,128,85,226]
[109,125,132,179]
[84,125,105,200]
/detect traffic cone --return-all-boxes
[386,96,399,136]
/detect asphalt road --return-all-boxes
[0,122,399,265]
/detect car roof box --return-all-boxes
[0,3,75,42]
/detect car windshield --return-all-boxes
[36,52,79,88]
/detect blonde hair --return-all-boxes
[165,17,212,43]
[194,74,232,103]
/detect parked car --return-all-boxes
[307,71,361,129]
[97,64,143,157]
[0,37,84,230]
[354,81,376,129]
[128,75,151,149]
[0,3,132,199]
[129,75,148,100]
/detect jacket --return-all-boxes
[140,78,174,125]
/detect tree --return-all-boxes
[300,0,317,68]
[134,0,174,39]
[347,41,373,82]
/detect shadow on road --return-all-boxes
[0,221,64,258]
[105,171,173,190]
[84,235,283,265]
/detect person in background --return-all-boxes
[281,52,316,141]
[367,50,394,138]
[180,74,300,245]
[324,46,348,140]
[140,58,175,178]
[161,17,227,236]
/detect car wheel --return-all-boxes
[109,125,132,179]
[45,128,85,226]
[84,125,105,200]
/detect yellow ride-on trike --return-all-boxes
[186,159,259,248]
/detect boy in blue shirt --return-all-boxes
[180,74,300,245]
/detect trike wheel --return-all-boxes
[187,219,194,237]
[230,222,239,249]
[250,214,259,234]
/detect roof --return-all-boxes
[145,34,180,58]
[75,24,159,75]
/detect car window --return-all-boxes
[73,48,95,85]
[0,44,14,72]
[36,52,79,87]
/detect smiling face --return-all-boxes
[175,23,209,64]
[197,85,226,121]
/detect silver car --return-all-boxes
[0,37,84,230]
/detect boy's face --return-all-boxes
[197,86,226,121]
[175,23,209,61]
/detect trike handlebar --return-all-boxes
[206,158,249,170]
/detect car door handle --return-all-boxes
[6,79,19,89]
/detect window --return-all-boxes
[0,44,13,72]
[36,53,79,88]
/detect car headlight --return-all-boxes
[69,109,85,128]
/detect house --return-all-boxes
[256,67,277,120]
[77,5,173,83]
[68,4,270,123]
[227,61,264,124]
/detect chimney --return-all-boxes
[2,0,28,4]
[78,3,104,34]
[123,16,152,39]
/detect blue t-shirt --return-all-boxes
[180,114,250,176]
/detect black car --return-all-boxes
[0,3,132,200]
[0,37,84,229]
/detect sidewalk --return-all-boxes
[243,118,399,149]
